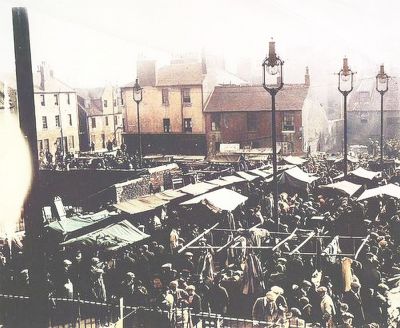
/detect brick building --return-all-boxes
[121,56,246,156]
[204,83,309,156]
[348,78,400,145]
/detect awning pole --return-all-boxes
[178,222,219,254]
[272,228,298,251]
[289,231,315,255]
[355,234,370,260]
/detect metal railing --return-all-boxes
[0,294,300,328]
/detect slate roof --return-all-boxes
[204,84,309,113]
[156,62,204,86]
[32,70,74,93]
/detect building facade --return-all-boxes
[122,59,207,155]
[121,57,247,156]
[77,86,123,151]
[34,63,80,155]
[348,78,400,145]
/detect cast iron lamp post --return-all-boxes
[376,64,389,172]
[337,57,355,176]
[262,39,284,224]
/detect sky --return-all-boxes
[1,0,400,88]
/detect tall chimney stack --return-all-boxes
[305,66,310,86]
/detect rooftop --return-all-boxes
[204,84,309,113]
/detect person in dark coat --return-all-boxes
[208,278,229,315]
[252,291,284,324]
[342,281,365,327]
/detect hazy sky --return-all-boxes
[1,0,400,88]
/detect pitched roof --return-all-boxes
[78,102,103,117]
[33,70,74,93]
[156,63,204,86]
[349,77,399,111]
[204,84,309,113]
[76,88,105,100]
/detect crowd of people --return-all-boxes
[1,152,400,327]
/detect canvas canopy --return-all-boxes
[279,166,319,190]
[357,183,400,201]
[235,171,259,181]
[320,181,362,197]
[334,156,359,164]
[208,154,241,163]
[221,175,246,184]
[47,210,111,236]
[179,182,217,196]
[349,167,380,180]
[249,169,270,179]
[114,199,154,215]
[60,220,149,250]
[283,156,308,166]
[206,178,234,187]
[180,188,248,212]
[154,189,187,201]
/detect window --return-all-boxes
[55,115,60,127]
[54,94,59,105]
[120,90,124,106]
[40,94,45,106]
[38,140,43,152]
[44,139,49,150]
[182,88,191,104]
[105,116,109,126]
[91,117,96,128]
[162,88,169,105]
[68,136,75,149]
[247,112,257,132]
[103,99,107,107]
[67,93,70,105]
[42,116,48,129]
[122,118,126,132]
[184,118,192,132]
[163,118,171,133]
[113,99,117,107]
[68,114,72,126]
[282,114,295,132]
[211,113,221,131]
[114,115,118,126]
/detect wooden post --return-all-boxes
[12,7,48,327]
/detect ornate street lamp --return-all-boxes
[262,38,284,225]
[133,78,143,167]
[337,57,355,176]
[376,64,389,172]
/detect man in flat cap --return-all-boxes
[252,291,284,325]
[342,281,365,327]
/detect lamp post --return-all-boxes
[133,78,143,167]
[337,57,355,176]
[376,64,389,172]
[262,39,284,225]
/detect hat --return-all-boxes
[342,312,354,319]
[317,286,327,293]
[91,257,100,265]
[63,259,72,265]
[161,263,172,270]
[184,252,193,257]
[351,281,361,288]
[302,303,312,311]
[186,285,196,291]
[271,286,284,295]
[126,272,135,279]
[377,283,389,291]
[290,308,301,317]
[265,291,277,302]
[277,258,287,264]
[302,280,312,287]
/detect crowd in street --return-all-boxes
[1,153,400,327]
